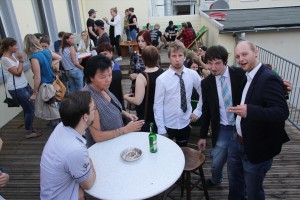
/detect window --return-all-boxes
[32,0,49,35]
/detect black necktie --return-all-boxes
[176,73,187,113]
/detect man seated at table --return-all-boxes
[40,91,96,200]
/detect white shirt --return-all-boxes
[40,123,92,200]
[215,66,233,126]
[236,62,262,136]
[109,14,122,37]
[77,39,95,53]
[1,56,28,90]
[154,66,202,134]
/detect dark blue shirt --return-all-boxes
[54,40,61,53]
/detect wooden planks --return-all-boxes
[0,82,300,199]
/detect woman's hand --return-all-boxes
[16,51,24,62]
[29,93,37,102]
[124,120,144,133]
[129,73,138,80]
[124,112,139,121]
[123,93,134,101]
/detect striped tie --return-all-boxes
[176,73,187,113]
[220,76,235,125]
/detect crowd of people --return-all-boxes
[0,6,292,200]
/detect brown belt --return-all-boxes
[236,134,244,145]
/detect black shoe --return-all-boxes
[205,179,219,188]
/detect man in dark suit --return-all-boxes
[197,45,245,186]
[227,41,289,200]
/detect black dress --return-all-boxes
[135,68,164,132]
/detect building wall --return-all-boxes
[244,30,300,65]
[200,12,236,65]
[11,0,38,39]
[79,0,149,32]
[200,0,300,10]
[52,0,72,33]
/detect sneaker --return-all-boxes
[25,132,42,139]
[115,56,122,61]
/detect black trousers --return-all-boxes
[166,125,191,147]
[110,35,121,57]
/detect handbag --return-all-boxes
[53,75,66,101]
[1,65,20,107]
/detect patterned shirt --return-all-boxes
[82,84,124,147]
[177,28,195,48]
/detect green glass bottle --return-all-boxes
[149,123,157,153]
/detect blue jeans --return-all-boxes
[125,28,131,41]
[130,29,137,41]
[210,125,235,184]
[65,69,83,93]
[9,85,34,132]
[227,135,273,200]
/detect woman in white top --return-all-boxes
[0,37,40,138]
[77,31,95,53]
[103,7,122,61]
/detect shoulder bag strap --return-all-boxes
[142,71,150,121]
[1,64,9,99]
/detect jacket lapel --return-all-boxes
[244,65,265,103]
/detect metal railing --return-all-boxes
[256,45,300,130]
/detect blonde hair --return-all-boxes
[111,7,117,13]
[167,41,186,58]
[23,34,43,56]
[81,31,90,49]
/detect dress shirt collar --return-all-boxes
[216,65,230,80]
[170,65,187,75]
[246,62,262,81]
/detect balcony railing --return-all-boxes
[255,45,300,130]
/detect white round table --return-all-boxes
[86,132,185,200]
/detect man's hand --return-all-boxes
[190,113,199,123]
[228,105,247,118]
[283,80,292,94]
[197,139,206,152]
[0,172,9,187]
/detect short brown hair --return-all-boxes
[168,41,186,58]
[96,42,113,54]
[141,46,159,68]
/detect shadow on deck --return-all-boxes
[0,111,299,199]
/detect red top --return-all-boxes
[177,28,195,48]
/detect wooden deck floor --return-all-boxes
[0,112,299,199]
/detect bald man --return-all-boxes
[227,41,289,200]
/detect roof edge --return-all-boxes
[200,11,224,30]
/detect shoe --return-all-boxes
[115,56,122,61]
[205,179,219,188]
[25,132,42,139]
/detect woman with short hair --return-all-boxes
[82,54,144,147]
[103,7,122,61]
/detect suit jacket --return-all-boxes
[240,64,289,164]
[199,66,245,146]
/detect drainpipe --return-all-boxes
[164,0,172,16]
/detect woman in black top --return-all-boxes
[128,7,138,41]
[124,46,164,132]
